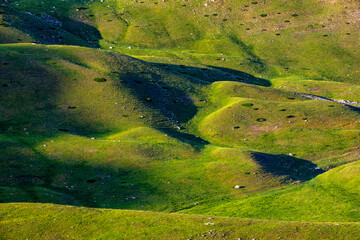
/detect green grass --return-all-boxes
[2,203,360,240]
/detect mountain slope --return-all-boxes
[1,0,360,238]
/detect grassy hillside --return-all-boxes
[2,203,360,240]
[1,43,359,217]
[1,0,360,238]
[4,0,360,83]
[183,160,360,222]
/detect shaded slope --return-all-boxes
[0,5,100,47]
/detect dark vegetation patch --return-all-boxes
[58,129,69,132]
[256,118,266,122]
[252,152,324,181]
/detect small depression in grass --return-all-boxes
[242,103,254,107]
[257,118,266,122]
[93,77,107,82]
[286,115,296,118]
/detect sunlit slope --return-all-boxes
[195,81,360,165]
[183,160,360,222]
[2,203,360,240]
[4,0,360,82]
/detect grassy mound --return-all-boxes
[199,84,360,161]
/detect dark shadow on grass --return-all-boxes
[153,62,271,87]
[347,105,360,114]
[158,128,209,151]
[0,136,159,208]
[0,5,101,47]
[251,152,324,181]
